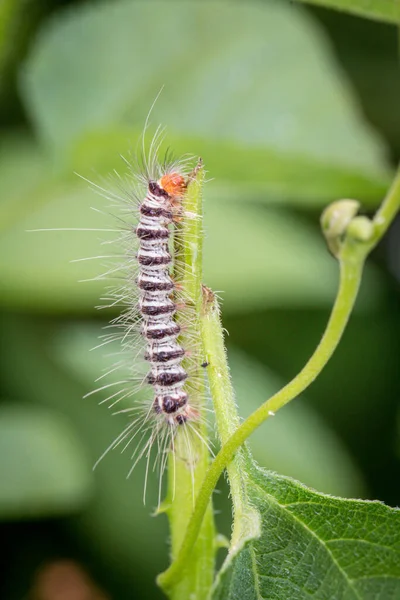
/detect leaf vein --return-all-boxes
[249,477,363,599]
[326,538,399,554]
[249,544,263,600]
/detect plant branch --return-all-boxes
[158,162,215,600]
[159,250,361,592]
[369,166,400,245]
[158,165,400,591]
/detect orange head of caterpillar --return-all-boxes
[159,172,187,198]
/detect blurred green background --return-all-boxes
[1,1,400,598]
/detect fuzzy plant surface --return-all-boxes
[156,166,400,600]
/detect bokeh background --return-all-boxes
[1,1,400,598]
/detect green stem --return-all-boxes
[200,286,240,444]
[158,252,362,591]
[159,163,215,600]
[158,164,400,591]
[200,287,259,553]
[369,166,400,245]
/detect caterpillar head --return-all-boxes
[159,172,187,198]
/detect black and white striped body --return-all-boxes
[137,181,190,426]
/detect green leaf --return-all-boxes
[293,0,400,24]
[212,457,400,600]
[0,133,51,230]
[0,0,23,74]
[0,184,110,311]
[21,0,388,177]
[70,128,389,207]
[0,0,31,84]
[0,403,92,520]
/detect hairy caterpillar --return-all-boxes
[82,130,209,504]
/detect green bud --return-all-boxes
[320,199,360,257]
[346,216,374,242]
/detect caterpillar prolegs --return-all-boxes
[88,139,209,501]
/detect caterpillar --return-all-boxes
[134,164,199,426]
[85,132,209,503]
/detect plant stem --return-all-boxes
[200,287,241,443]
[369,166,400,245]
[158,165,400,591]
[159,163,215,600]
[159,252,362,592]
[200,287,259,553]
